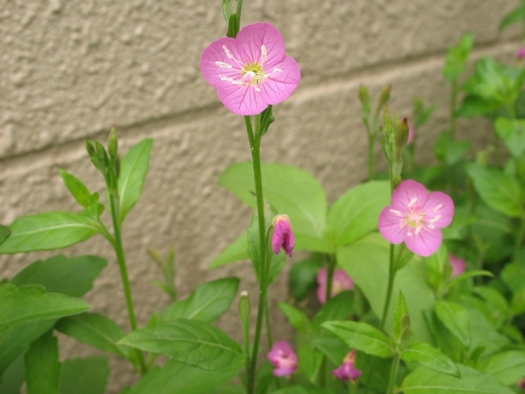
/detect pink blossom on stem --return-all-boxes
[378,179,454,257]
[332,350,362,383]
[272,214,295,257]
[449,253,466,277]
[516,47,525,60]
[316,266,354,304]
[200,22,300,116]
[267,341,297,377]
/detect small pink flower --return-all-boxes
[267,341,297,377]
[200,22,301,116]
[332,350,362,383]
[272,214,294,257]
[316,267,354,304]
[449,253,466,277]
[518,377,525,391]
[516,47,525,60]
[378,180,454,257]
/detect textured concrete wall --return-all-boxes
[1,0,519,391]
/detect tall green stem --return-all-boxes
[245,115,268,394]
[380,243,396,331]
[368,135,375,181]
[108,191,147,374]
[386,353,400,394]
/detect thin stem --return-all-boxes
[380,243,396,331]
[108,191,147,374]
[386,353,400,394]
[325,254,336,305]
[265,299,273,348]
[245,114,268,394]
[368,135,375,181]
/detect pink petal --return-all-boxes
[333,269,354,290]
[405,227,442,257]
[378,206,406,244]
[391,180,429,212]
[199,37,244,89]
[422,191,454,229]
[217,83,268,115]
[259,56,301,105]
[236,22,285,68]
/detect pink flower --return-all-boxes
[518,377,525,391]
[449,253,466,277]
[516,47,525,60]
[332,350,362,383]
[272,214,294,257]
[316,266,354,304]
[378,180,454,257]
[199,22,300,116]
[407,122,415,145]
[267,341,297,377]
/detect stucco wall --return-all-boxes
[1,0,519,391]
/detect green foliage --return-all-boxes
[401,365,515,393]
[434,301,471,348]
[0,225,11,246]
[401,343,460,378]
[24,330,61,394]
[443,33,473,82]
[160,277,239,323]
[494,117,525,158]
[0,212,101,253]
[59,356,110,394]
[479,350,525,385]
[498,4,525,32]
[118,139,153,222]
[0,284,89,331]
[434,132,471,165]
[118,319,243,373]
[59,169,95,208]
[11,255,107,298]
[209,231,249,268]
[55,313,128,358]
[288,256,323,301]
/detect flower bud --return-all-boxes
[108,127,118,161]
[272,214,295,257]
[395,118,409,159]
[238,290,251,329]
[377,84,391,112]
[358,84,371,115]
[332,350,362,383]
[267,341,297,377]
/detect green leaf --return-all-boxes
[498,6,525,32]
[59,169,93,208]
[494,118,525,158]
[479,350,525,385]
[434,132,471,165]
[219,162,332,253]
[401,342,460,378]
[59,356,109,394]
[0,320,54,375]
[0,356,24,394]
[288,256,323,301]
[161,278,239,323]
[0,212,101,253]
[0,284,89,331]
[55,313,127,357]
[434,301,471,348]
[393,292,410,345]
[208,231,249,268]
[221,0,234,23]
[118,320,243,373]
[312,336,348,366]
[247,214,263,281]
[465,163,523,218]
[456,94,501,118]
[268,250,286,284]
[278,302,311,333]
[473,287,509,327]
[24,330,60,394]
[501,262,525,292]
[297,338,323,384]
[226,13,239,38]
[321,321,395,358]
[123,359,238,394]
[0,225,11,246]
[443,33,473,82]
[118,138,153,222]
[401,365,514,393]
[425,244,449,292]
[448,270,493,291]
[260,105,275,136]
[312,291,354,329]
[11,255,107,298]
[326,181,390,246]
[337,233,435,343]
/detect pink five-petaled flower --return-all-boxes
[272,214,295,257]
[316,266,354,304]
[199,22,300,116]
[378,179,454,257]
[516,47,525,60]
[267,341,298,377]
[449,253,466,277]
[332,350,362,383]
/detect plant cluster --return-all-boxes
[1,1,525,393]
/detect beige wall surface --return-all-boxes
[0,0,519,391]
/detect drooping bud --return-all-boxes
[271,214,295,257]
[332,350,362,383]
[267,341,298,377]
[86,140,105,172]
[395,118,410,159]
[358,84,371,116]
[377,84,391,114]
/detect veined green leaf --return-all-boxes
[24,330,60,394]
[401,342,460,378]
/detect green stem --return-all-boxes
[514,214,525,262]
[368,135,375,181]
[449,79,457,141]
[108,191,147,374]
[386,353,400,394]
[325,254,336,304]
[380,243,396,331]
[245,115,268,394]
